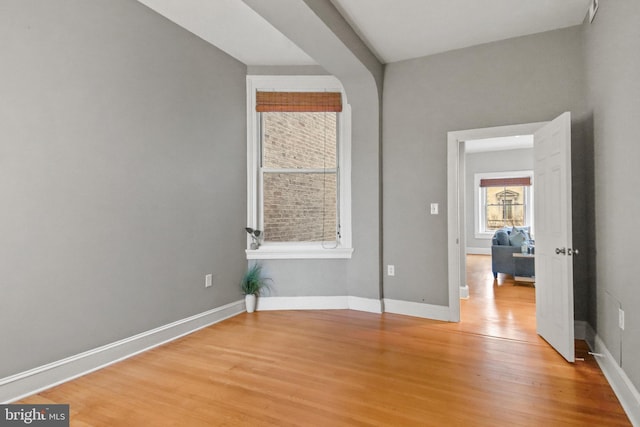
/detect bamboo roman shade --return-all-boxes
[256,91,342,112]
[480,177,531,187]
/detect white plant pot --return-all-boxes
[245,294,257,313]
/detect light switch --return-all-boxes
[430,203,439,215]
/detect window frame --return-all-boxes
[246,75,352,259]
[474,171,534,239]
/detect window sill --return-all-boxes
[474,232,494,240]
[246,244,354,260]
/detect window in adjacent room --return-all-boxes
[474,172,533,238]
[246,76,352,259]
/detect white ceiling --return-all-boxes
[465,135,533,154]
[137,0,591,66]
[330,0,591,63]
[137,0,315,66]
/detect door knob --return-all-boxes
[568,248,580,256]
[555,247,566,255]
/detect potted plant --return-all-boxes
[240,263,270,313]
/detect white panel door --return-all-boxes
[534,112,574,362]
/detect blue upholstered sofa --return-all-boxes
[491,227,533,279]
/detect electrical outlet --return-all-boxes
[619,308,625,330]
[387,265,395,276]
[430,203,439,215]
[205,274,213,288]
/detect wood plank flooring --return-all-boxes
[19,255,630,426]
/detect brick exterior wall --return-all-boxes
[262,112,337,242]
[485,186,526,229]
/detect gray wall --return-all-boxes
[0,0,247,378]
[383,26,588,306]
[464,148,534,251]
[584,0,640,391]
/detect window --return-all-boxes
[261,111,338,242]
[474,172,533,238]
[246,76,352,259]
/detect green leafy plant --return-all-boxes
[240,263,270,296]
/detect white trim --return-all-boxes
[447,122,546,324]
[589,331,640,426]
[246,75,352,260]
[447,133,462,322]
[257,296,453,320]
[257,296,348,310]
[466,247,490,255]
[255,296,382,313]
[348,296,384,314]
[0,301,245,404]
[474,232,494,240]
[246,245,353,260]
[383,299,450,322]
[459,286,470,299]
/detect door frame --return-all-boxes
[446,121,547,322]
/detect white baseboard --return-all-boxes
[584,325,640,426]
[256,296,383,314]
[348,296,384,313]
[466,247,491,255]
[0,300,245,404]
[382,299,450,321]
[257,296,449,320]
[257,296,349,311]
[257,296,448,321]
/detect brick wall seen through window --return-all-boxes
[261,111,337,242]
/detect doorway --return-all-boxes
[446,121,546,322]
[461,136,537,341]
[447,114,576,362]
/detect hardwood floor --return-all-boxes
[458,254,537,343]
[19,255,629,426]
